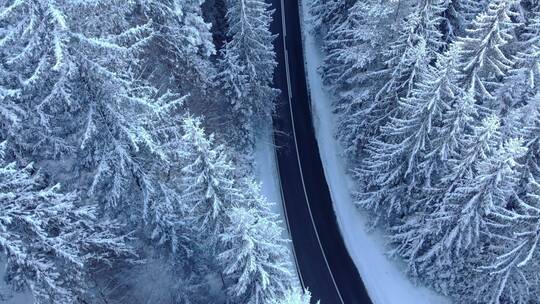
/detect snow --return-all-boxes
[298,2,452,304]
[253,127,301,288]
[0,260,33,304]
[254,128,284,222]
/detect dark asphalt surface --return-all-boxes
[269,0,373,303]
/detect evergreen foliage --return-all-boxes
[0,1,294,303]
[0,157,134,304]
[314,0,540,301]
[217,0,278,148]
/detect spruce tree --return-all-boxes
[217,0,278,148]
[446,0,491,37]
[180,116,240,243]
[496,10,539,112]
[218,205,293,304]
[419,46,478,185]
[0,159,134,304]
[357,44,455,220]
[309,0,355,36]
[456,0,518,109]
[415,118,510,266]
[0,0,187,215]
[271,288,316,304]
[321,0,399,158]
[472,95,540,304]
[137,0,216,91]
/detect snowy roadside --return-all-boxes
[298,2,451,304]
[254,128,284,225]
[253,127,301,288]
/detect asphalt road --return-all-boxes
[269,0,373,303]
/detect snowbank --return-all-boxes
[254,129,285,222]
[298,2,451,304]
[254,127,301,288]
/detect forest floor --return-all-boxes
[296,2,451,304]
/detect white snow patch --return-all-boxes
[254,127,301,288]
[298,3,452,304]
[254,129,285,221]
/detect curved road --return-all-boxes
[270,0,373,303]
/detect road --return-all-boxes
[269,0,373,303]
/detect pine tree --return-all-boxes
[0,0,189,213]
[496,10,539,112]
[271,288,317,304]
[217,0,278,148]
[469,95,540,304]
[445,0,491,37]
[421,133,521,269]
[391,116,501,277]
[218,201,293,304]
[309,0,355,35]
[180,116,240,243]
[456,0,519,108]
[137,0,216,91]
[356,45,456,220]
[0,159,134,304]
[321,0,399,158]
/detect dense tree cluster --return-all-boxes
[312,0,540,302]
[0,0,299,303]
[217,0,278,150]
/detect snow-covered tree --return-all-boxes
[0,160,134,304]
[390,115,501,273]
[467,142,540,304]
[310,0,540,302]
[0,0,188,214]
[418,47,479,183]
[377,22,428,116]
[144,150,192,259]
[137,0,216,91]
[321,0,400,158]
[456,0,519,108]
[217,0,278,148]
[348,0,446,163]
[496,10,539,112]
[385,50,475,271]
[309,0,354,35]
[423,136,523,268]
[475,207,540,303]
[218,203,293,304]
[445,0,491,37]
[356,44,457,219]
[270,288,317,304]
[378,0,446,103]
[466,95,540,304]
[180,116,240,242]
[1,1,296,304]
[442,115,502,187]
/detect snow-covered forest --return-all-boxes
[0,0,308,303]
[310,0,539,303]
